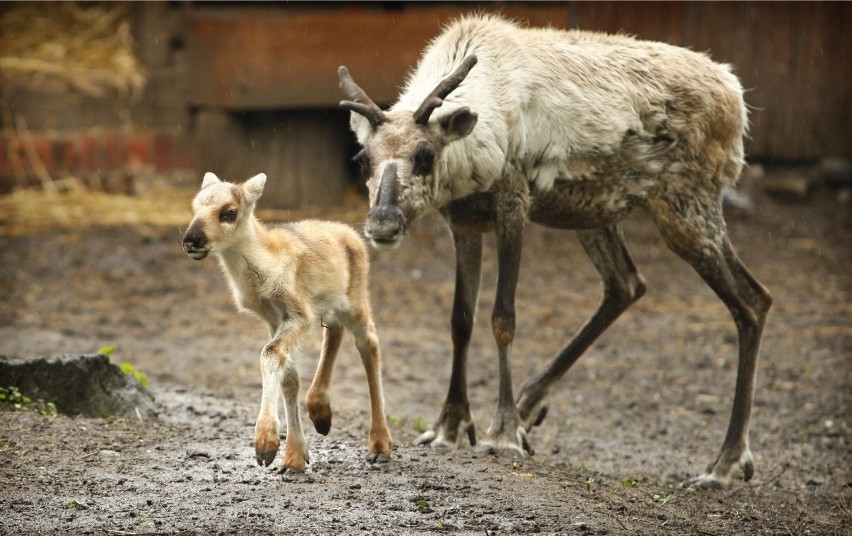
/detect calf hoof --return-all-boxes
[307,397,333,436]
[282,451,308,473]
[368,433,393,461]
[311,415,332,436]
[255,422,281,466]
[282,438,309,473]
[255,438,280,467]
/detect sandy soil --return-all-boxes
[0,183,849,534]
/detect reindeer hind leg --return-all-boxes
[516,224,646,431]
[651,192,771,488]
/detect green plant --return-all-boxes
[621,475,652,487]
[66,500,89,510]
[386,413,402,429]
[654,493,675,506]
[0,386,57,417]
[119,363,150,389]
[101,345,151,389]
[412,416,429,434]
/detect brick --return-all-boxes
[103,132,126,171]
[126,134,151,173]
[79,135,99,173]
[31,136,53,173]
[57,137,79,173]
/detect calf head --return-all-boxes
[339,55,479,250]
[182,172,267,260]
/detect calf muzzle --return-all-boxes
[182,227,210,260]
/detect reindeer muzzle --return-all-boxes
[365,163,406,249]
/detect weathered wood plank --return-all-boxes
[185,4,570,109]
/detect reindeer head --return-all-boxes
[182,172,267,260]
[339,55,479,250]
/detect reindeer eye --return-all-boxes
[220,209,237,223]
[412,141,435,176]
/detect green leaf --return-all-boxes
[98,346,116,356]
[119,363,150,389]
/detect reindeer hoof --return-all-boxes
[474,425,531,459]
[414,429,437,446]
[682,446,754,489]
[680,473,727,490]
[474,441,526,460]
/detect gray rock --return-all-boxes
[0,353,157,418]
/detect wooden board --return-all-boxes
[185,4,570,109]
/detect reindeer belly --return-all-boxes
[529,179,640,230]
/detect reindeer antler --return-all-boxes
[413,55,478,125]
[338,66,388,127]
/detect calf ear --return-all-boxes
[243,173,267,204]
[439,107,478,142]
[201,172,221,189]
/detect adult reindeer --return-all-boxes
[339,14,771,488]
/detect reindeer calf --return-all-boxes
[182,172,393,471]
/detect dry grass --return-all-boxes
[0,2,145,99]
[0,185,369,238]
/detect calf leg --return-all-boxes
[517,224,646,430]
[652,194,771,487]
[280,353,310,472]
[306,322,344,435]
[416,230,482,449]
[255,347,284,467]
[349,312,393,459]
[255,318,311,471]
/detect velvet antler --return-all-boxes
[412,55,478,125]
[338,66,388,127]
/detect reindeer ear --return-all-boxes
[201,172,221,189]
[243,173,267,203]
[349,112,373,146]
[439,107,478,142]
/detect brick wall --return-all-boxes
[0,129,194,194]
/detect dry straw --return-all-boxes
[0,186,369,238]
[0,2,146,99]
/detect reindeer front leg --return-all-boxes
[415,229,482,449]
[476,197,529,459]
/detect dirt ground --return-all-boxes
[0,178,849,535]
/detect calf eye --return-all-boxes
[412,141,435,176]
[220,209,237,223]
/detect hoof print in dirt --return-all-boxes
[0,353,157,418]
